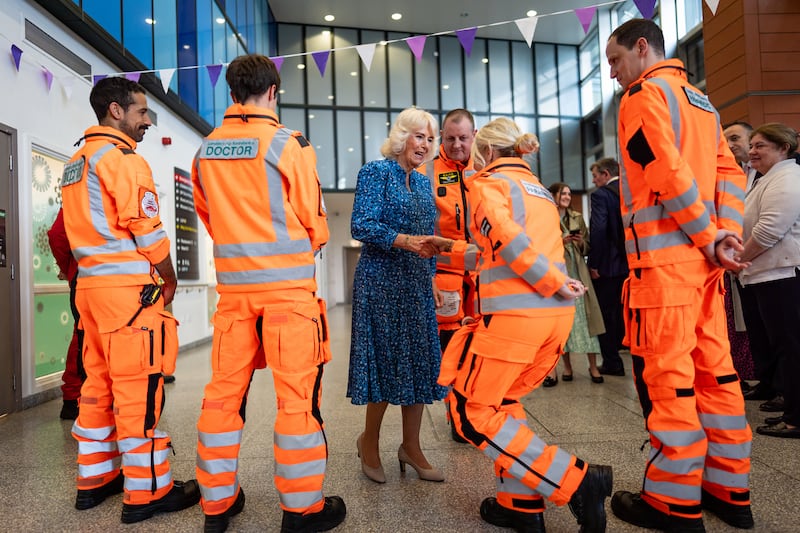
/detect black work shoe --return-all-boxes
[568,464,612,533]
[451,422,468,444]
[597,365,625,377]
[75,471,124,510]
[701,489,754,529]
[480,497,545,533]
[204,488,245,533]
[60,399,79,420]
[764,415,784,425]
[121,479,201,524]
[759,395,784,412]
[611,491,705,532]
[742,384,774,401]
[280,496,346,533]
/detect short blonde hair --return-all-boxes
[380,107,438,160]
[472,117,539,169]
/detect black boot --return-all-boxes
[611,491,705,532]
[75,471,124,510]
[568,464,613,533]
[204,488,245,533]
[60,399,79,420]
[121,479,201,523]
[280,496,346,533]
[451,422,468,443]
[701,489,754,529]
[479,497,545,532]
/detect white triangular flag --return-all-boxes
[158,68,176,93]
[60,77,74,100]
[515,17,539,48]
[705,0,720,15]
[355,43,376,72]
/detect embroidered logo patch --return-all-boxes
[683,87,714,113]
[61,157,85,187]
[520,179,554,203]
[480,217,492,237]
[200,138,259,159]
[141,191,159,218]
[438,171,460,185]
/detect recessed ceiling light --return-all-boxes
[324,14,335,22]
[278,89,285,94]
[322,30,331,36]
[297,64,306,69]
[350,71,358,76]
[327,95,334,100]
[526,10,538,17]
[309,114,315,119]
[481,58,489,64]
[145,18,156,25]
[391,13,402,21]
[347,147,354,152]
[442,84,450,90]
[216,17,225,24]
[182,44,190,50]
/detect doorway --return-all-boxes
[0,124,20,416]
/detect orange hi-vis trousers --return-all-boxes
[196,289,331,516]
[623,260,751,520]
[72,286,179,505]
[441,313,589,512]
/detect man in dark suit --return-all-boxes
[587,158,628,376]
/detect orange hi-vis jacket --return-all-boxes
[192,104,329,293]
[617,59,746,270]
[422,146,478,274]
[466,157,572,318]
[61,126,170,288]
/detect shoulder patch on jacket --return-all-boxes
[293,133,310,147]
[682,87,714,113]
[626,127,656,168]
[119,148,136,155]
[61,156,85,187]
[628,83,643,96]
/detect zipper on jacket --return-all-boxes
[312,317,322,357]
[161,321,166,355]
[635,309,642,347]
[459,179,470,241]
[628,213,642,260]
[150,439,157,493]
[141,327,154,366]
[455,203,461,231]
[653,192,661,206]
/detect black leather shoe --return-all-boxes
[204,488,245,533]
[759,395,784,412]
[280,496,346,532]
[756,421,800,439]
[611,491,705,531]
[598,365,625,377]
[743,385,775,401]
[764,415,784,425]
[121,479,201,523]
[542,376,558,387]
[568,464,613,533]
[60,399,79,420]
[75,471,124,510]
[701,489,753,529]
[590,374,604,384]
[562,373,574,382]
[451,422,468,444]
[480,497,545,532]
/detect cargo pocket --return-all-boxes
[211,313,235,372]
[107,325,151,376]
[156,310,180,375]
[263,301,322,373]
[628,284,695,356]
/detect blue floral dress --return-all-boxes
[348,159,447,405]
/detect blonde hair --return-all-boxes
[380,107,438,160]
[750,122,798,156]
[472,117,539,169]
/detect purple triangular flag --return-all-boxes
[125,72,141,83]
[456,27,478,57]
[11,44,22,71]
[575,7,597,35]
[312,50,330,76]
[207,64,223,88]
[406,35,427,62]
[634,0,657,19]
[270,56,284,72]
[93,74,107,85]
[42,67,54,92]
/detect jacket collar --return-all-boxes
[222,104,279,124]
[437,145,472,171]
[80,125,137,150]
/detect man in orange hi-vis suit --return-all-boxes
[61,77,199,523]
[192,54,345,533]
[605,19,753,532]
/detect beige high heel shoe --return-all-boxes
[357,433,386,483]
[398,444,444,482]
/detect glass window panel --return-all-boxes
[306,26,334,105]
[580,71,601,115]
[364,111,389,162]
[538,117,561,185]
[387,33,413,109]
[84,0,121,41]
[488,40,512,114]
[362,31,387,108]
[561,118,582,190]
[414,37,438,111]
[514,115,539,174]
[237,0,248,43]
[196,0,214,124]
[558,45,580,117]
[439,37,464,111]
[511,42,534,115]
[307,109,335,189]
[123,1,153,68]
[465,39,488,113]
[279,107,305,132]
[154,0,178,92]
[579,32,599,79]
[277,25,305,105]
[679,0,703,37]
[535,44,558,116]
[337,111,363,189]
[333,29,361,107]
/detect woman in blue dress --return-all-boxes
[348,108,448,484]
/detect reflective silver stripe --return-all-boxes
[264,129,293,241]
[698,413,748,431]
[649,448,704,475]
[437,254,452,266]
[280,489,323,510]
[704,199,717,218]
[493,173,527,227]
[217,264,316,285]
[72,422,115,441]
[78,457,121,478]
[79,261,151,278]
[481,292,573,312]
[646,77,681,150]
[519,254,552,288]
[495,477,536,496]
[680,210,712,237]
[125,471,172,492]
[214,240,312,259]
[717,180,745,203]
[644,478,701,501]
[78,440,118,455]
[661,183,700,214]
[197,456,239,476]
[73,238,137,260]
[499,233,531,266]
[464,245,478,271]
[481,264,519,285]
[87,144,118,242]
[274,430,326,451]
[491,418,522,451]
[199,429,243,449]
[626,230,691,254]
[122,448,171,468]
[704,467,749,489]
[652,428,706,447]
[117,431,168,453]
[542,448,573,491]
[707,441,751,460]
[275,458,327,480]
[201,479,239,502]
[622,205,665,226]
[134,227,169,249]
[717,205,743,227]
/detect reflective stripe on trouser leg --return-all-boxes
[494,401,544,514]
[73,418,121,488]
[118,431,173,502]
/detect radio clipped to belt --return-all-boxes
[127,284,163,326]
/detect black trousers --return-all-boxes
[593,274,627,371]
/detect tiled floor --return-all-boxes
[0,304,797,532]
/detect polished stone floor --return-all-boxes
[0,305,797,532]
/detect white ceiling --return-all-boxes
[268,0,610,45]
